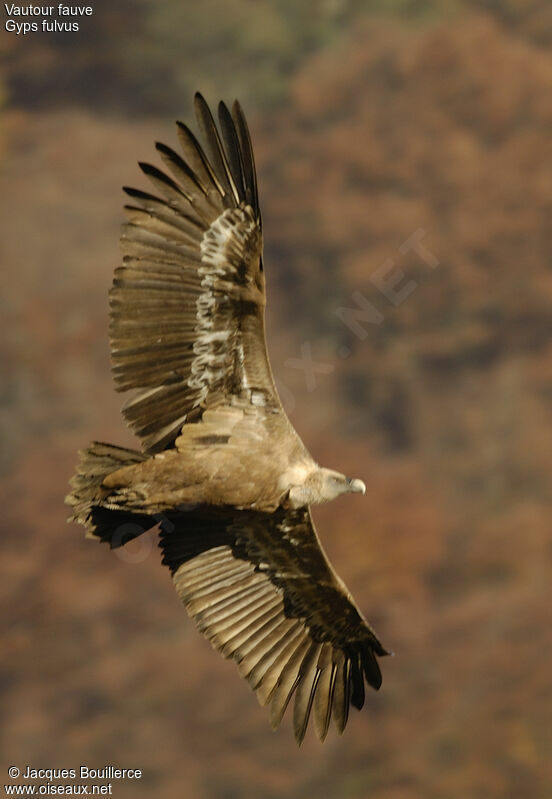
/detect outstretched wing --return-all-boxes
[110,94,278,453]
[159,506,389,744]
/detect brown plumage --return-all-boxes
[66,94,390,744]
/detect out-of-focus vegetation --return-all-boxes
[4,0,551,113]
[1,2,551,798]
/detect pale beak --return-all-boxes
[347,478,366,495]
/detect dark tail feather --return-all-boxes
[66,441,154,547]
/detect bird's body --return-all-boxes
[67,94,389,744]
[101,403,312,513]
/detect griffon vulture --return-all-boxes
[67,94,390,744]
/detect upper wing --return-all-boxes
[159,505,389,744]
[110,94,279,453]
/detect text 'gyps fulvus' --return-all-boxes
[67,94,390,744]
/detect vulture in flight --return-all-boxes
[67,94,390,744]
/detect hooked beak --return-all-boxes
[347,478,366,495]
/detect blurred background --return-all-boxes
[1,2,551,797]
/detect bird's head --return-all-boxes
[316,468,366,503]
[286,466,366,507]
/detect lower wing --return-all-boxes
[159,504,389,744]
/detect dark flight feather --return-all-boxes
[194,92,239,203]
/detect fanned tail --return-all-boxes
[66,441,154,546]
